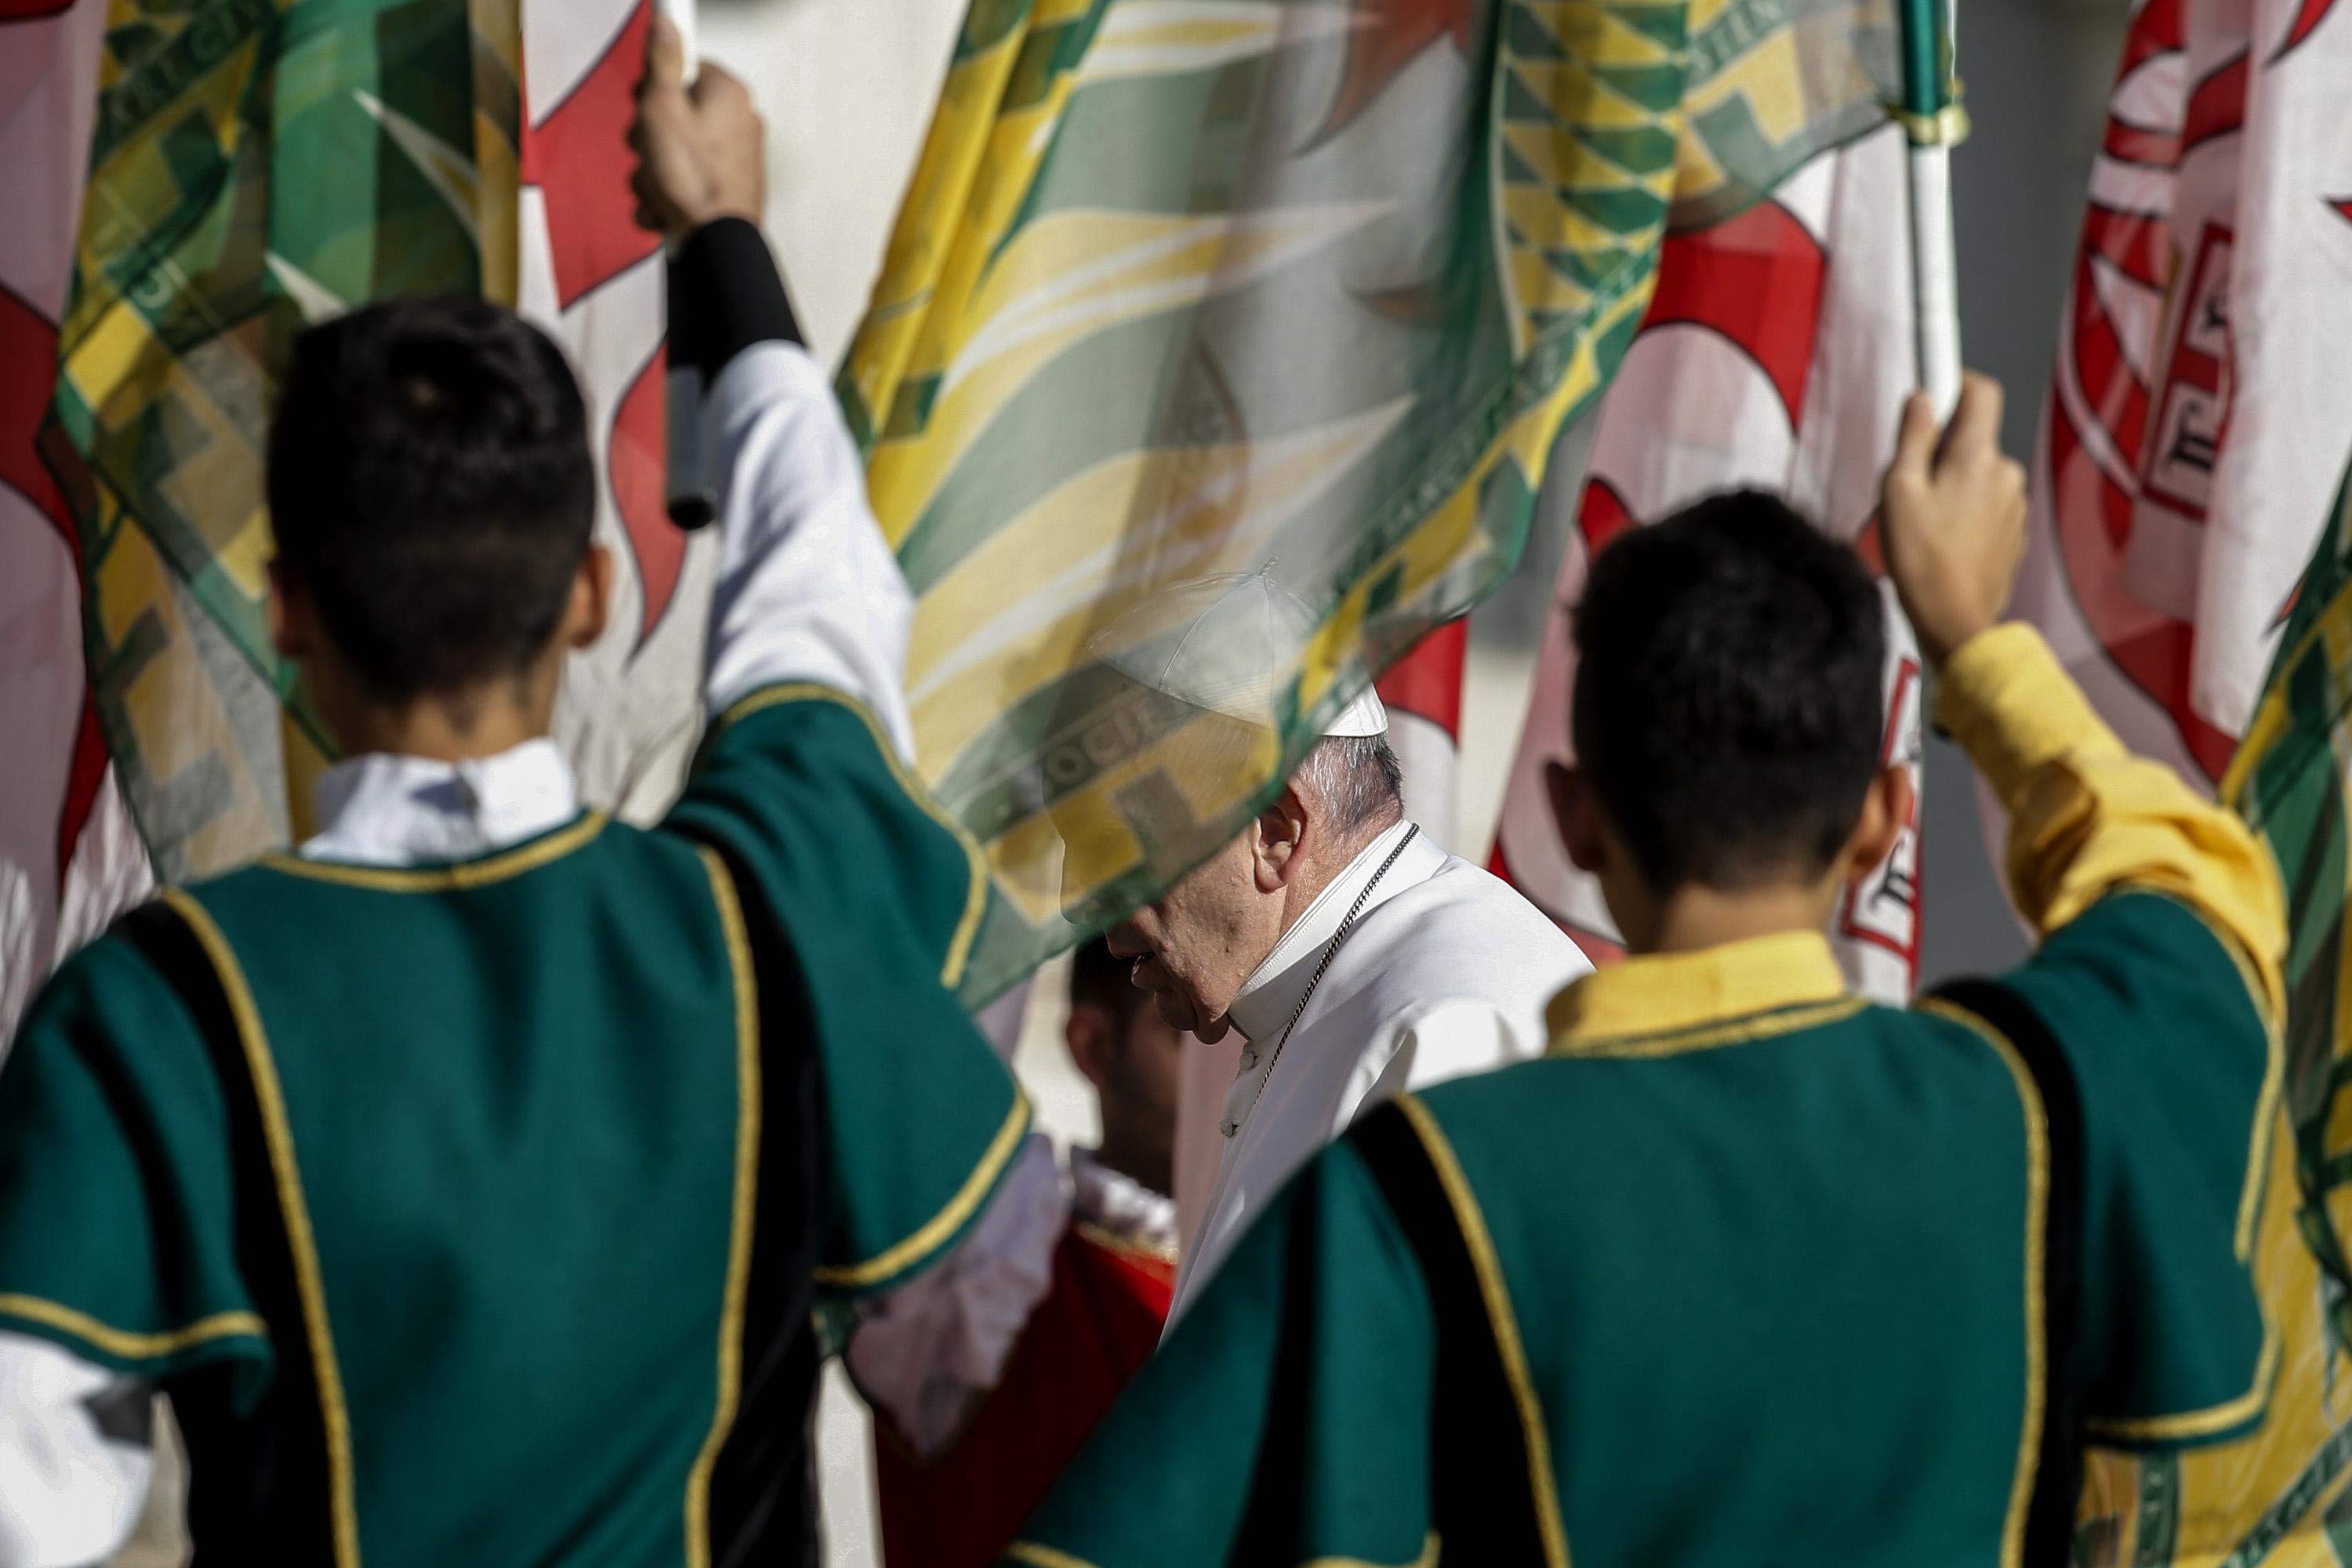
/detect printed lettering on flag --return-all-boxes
[1490,125,1927,1002]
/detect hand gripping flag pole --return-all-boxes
[661,0,718,530]
[1896,0,1966,418]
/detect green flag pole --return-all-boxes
[1895,0,1967,414]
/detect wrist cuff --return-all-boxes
[668,217,801,382]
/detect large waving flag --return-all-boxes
[53,0,512,883]
[0,0,145,1040]
[2013,0,2352,790]
[1487,121,1926,1000]
[9,0,705,1025]
[841,0,1905,1001]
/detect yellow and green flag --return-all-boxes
[844,0,1905,1000]
[52,0,519,882]
[2082,465,2352,1566]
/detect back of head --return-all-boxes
[1572,490,1885,894]
[267,295,595,704]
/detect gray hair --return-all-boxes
[1294,733,1406,837]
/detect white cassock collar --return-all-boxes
[301,739,582,868]
[1225,818,1428,1044]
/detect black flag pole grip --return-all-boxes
[666,343,716,531]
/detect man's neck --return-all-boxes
[1091,1134,1171,1201]
[1626,880,1842,956]
[1273,814,1403,942]
[328,695,551,764]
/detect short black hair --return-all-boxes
[1571,490,1885,894]
[267,295,596,704]
[1069,937,1145,1027]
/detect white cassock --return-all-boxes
[1168,818,1592,1325]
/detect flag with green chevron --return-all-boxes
[841,0,1904,1001]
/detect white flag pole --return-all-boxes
[661,0,717,529]
[1899,0,1966,418]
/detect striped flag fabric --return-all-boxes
[1486,121,1927,1000]
[839,0,1904,1002]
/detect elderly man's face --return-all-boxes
[1104,830,1287,1044]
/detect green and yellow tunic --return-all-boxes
[0,684,1027,1565]
[1007,625,2285,1568]
[0,223,1029,1566]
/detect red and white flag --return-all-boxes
[2013,0,2352,787]
[0,0,151,1042]
[520,0,717,821]
[1489,125,1926,1003]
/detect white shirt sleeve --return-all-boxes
[699,339,917,762]
[0,1333,152,1567]
[844,1133,1069,1459]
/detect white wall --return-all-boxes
[699,0,968,368]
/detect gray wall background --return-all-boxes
[1919,0,2125,984]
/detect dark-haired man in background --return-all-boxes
[0,25,1025,1566]
[1006,376,2285,1568]
[863,938,1183,1568]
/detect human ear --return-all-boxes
[1065,1004,1116,1093]
[1842,764,1915,884]
[1253,787,1308,893]
[566,544,615,652]
[267,560,314,662]
[1548,761,1609,875]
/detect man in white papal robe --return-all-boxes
[1089,575,1592,1325]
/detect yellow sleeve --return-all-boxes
[1936,624,2287,1022]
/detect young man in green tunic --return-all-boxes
[0,32,1026,1566]
[1004,376,2287,1568]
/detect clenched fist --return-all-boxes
[630,16,765,241]
[1881,372,2031,670]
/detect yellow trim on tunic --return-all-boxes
[813,1091,1031,1291]
[161,889,363,1568]
[257,813,608,891]
[1915,999,2050,1568]
[711,681,988,988]
[0,1297,266,1362]
[1544,929,1854,1057]
[684,851,762,1567]
[1396,1094,1571,1568]
[2081,1318,2281,1446]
